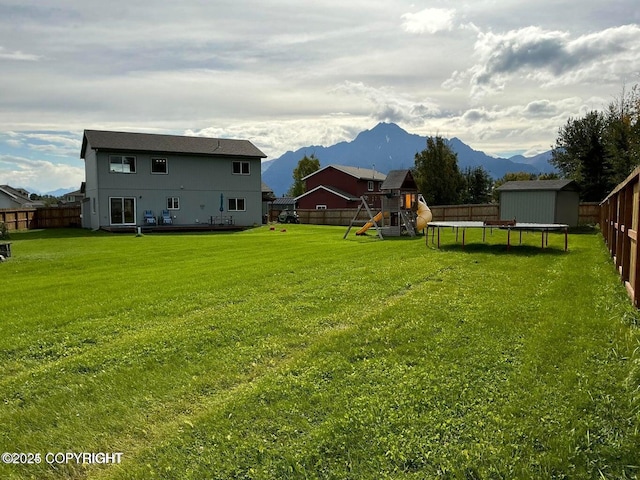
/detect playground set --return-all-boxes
[343,170,433,240]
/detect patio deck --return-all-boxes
[101,223,248,234]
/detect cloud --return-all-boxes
[0,46,40,61]
[0,131,81,157]
[401,8,456,34]
[332,81,441,125]
[457,24,640,99]
[0,155,83,193]
[188,118,369,160]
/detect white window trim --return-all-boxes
[316,205,327,209]
[232,161,250,175]
[109,197,136,225]
[228,197,246,211]
[109,155,136,174]
[167,196,180,210]
[368,180,374,191]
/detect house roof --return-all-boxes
[295,185,360,202]
[81,130,267,159]
[302,164,387,182]
[380,170,417,191]
[0,185,43,208]
[496,179,578,192]
[0,185,29,205]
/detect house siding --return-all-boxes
[300,166,383,210]
[83,143,99,229]
[84,142,263,229]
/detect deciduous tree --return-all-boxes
[287,154,320,197]
[413,136,464,205]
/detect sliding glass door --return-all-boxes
[110,197,136,225]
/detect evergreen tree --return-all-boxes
[551,111,610,201]
[461,166,492,204]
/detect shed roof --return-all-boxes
[271,197,296,207]
[81,130,266,159]
[496,179,578,192]
[380,169,417,191]
[302,164,386,182]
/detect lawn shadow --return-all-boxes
[7,228,109,241]
[433,242,568,256]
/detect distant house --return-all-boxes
[496,179,580,226]
[295,165,387,209]
[60,185,85,206]
[0,185,44,209]
[80,130,266,230]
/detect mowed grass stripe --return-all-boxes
[1,226,638,479]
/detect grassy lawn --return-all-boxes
[1,225,639,479]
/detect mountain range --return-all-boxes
[262,122,556,196]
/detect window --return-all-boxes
[109,155,136,173]
[232,161,250,175]
[109,197,136,225]
[167,197,180,210]
[368,180,374,191]
[151,158,168,174]
[92,198,96,214]
[228,198,246,211]
[316,205,327,210]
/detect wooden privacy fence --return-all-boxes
[600,166,640,307]
[430,204,498,222]
[298,202,601,227]
[34,207,82,228]
[297,208,372,226]
[0,208,36,230]
[0,207,81,231]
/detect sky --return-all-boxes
[1,1,639,193]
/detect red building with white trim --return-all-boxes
[295,165,387,210]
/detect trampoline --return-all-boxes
[426,221,569,251]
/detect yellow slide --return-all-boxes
[415,197,433,231]
[356,211,383,235]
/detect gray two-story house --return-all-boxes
[80,130,266,230]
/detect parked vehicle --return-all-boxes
[278,210,300,224]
